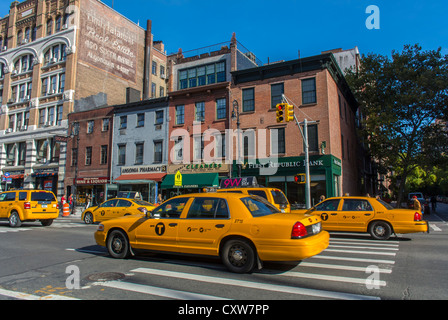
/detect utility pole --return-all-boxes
[282,95,318,209]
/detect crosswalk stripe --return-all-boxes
[324,248,396,256]
[329,244,399,251]
[312,255,396,264]
[330,240,399,247]
[0,288,78,300]
[293,262,392,273]
[95,280,228,300]
[330,237,400,244]
[131,267,380,300]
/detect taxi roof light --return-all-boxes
[291,222,308,238]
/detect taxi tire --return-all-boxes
[221,239,256,273]
[40,219,53,227]
[369,221,392,240]
[107,229,130,259]
[9,211,22,228]
[84,212,94,224]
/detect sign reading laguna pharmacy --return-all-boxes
[79,0,140,82]
[121,165,166,175]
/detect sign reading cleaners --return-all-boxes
[79,0,139,82]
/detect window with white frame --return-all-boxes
[41,73,65,95]
[87,120,94,133]
[10,81,32,103]
[13,54,33,74]
[44,43,67,64]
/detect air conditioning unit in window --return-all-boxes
[1,46,6,51]
[50,57,57,64]
[20,125,28,131]
[5,128,12,133]
[160,74,166,79]
[62,24,68,30]
[21,39,28,45]
[11,70,17,76]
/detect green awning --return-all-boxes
[160,173,219,189]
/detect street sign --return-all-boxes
[174,170,182,187]
[4,172,10,177]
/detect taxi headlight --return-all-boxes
[97,224,104,232]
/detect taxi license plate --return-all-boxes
[41,204,47,208]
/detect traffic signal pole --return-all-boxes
[281,95,318,209]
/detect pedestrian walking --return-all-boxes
[69,194,74,215]
[412,195,422,214]
[430,195,437,212]
[85,193,91,210]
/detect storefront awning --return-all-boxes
[160,173,219,189]
[115,173,166,183]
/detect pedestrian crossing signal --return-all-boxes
[294,173,306,184]
[276,103,285,123]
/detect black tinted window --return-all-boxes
[187,198,229,219]
[271,190,288,204]
[5,192,16,201]
[31,192,55,202]
[315,199,340,211]
[241,196,280,217]
[247,190,268,200]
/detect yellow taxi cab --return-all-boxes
[306,196,429,240]
[216,177,291,213]
[94,193,329,273]
[0,190,59,227]
[82,198,156,224]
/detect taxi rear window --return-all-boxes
[241,196,280,217]
[31,192,56,202]
[271,190,288,204]
[134,200,154,206]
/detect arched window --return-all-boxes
[31,25,37,41]
[46,19,53,36]
[17,30,23,45]
[13,54,34,74]
[55,15,62,32]
[44,43,67,64]
[24,27,30,42]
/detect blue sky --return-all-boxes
[1,0,446,63]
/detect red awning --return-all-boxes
[115,173,166,182]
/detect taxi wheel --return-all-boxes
[84,212,94,224]
[107,230,130,259]
[369,221,392,240]
[9,212,22,228]
[221,239,256,273]
[40,219,53,227]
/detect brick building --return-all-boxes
[230,52,371,206]
[161,34,260,197]
[0,0,166,197]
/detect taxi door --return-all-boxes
[311,199,341,230]
[134,197,191,252]
[116,199,133,217]
[96,199,118,222]
[176,197,231,256]
[339,199,374,231]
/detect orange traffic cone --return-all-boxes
[62,202,70,217]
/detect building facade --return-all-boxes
[161,34,260,196]
[230,53,368,206]
[0,0,166,197]
[110,97,169,204]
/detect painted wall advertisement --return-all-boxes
[78,0,141,82]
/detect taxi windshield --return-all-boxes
[241,196,280,217]
[134,200,154,206]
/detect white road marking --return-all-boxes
[311,255,396,264]
[324,248,396,256]
[295,261,392,273]
[131,267,380,300]
[0,288,78,300]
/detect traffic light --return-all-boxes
[294,173,306,184]
[285,104,294,122]
[276,103,285,123]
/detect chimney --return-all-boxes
[143,20,153,100]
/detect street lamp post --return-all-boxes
[231,100,242,178]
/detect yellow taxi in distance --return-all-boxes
[217,177,291,213]
[306,196,429,240]
[0,190,59,227]
[82,198,156,224]
[94,193,329,273]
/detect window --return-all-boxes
[159,86,165,97]
[55,15,62,32]
[315,199,340,211]
[119,116,127,129]
[56,106,62,126]
[195,101,205,122]
[118,144,126,165]
[272,128,285,154]
[240,197,279,217]
[102,118,110,131]
[14,54,33,73]
[87,120,94,133]
[154,141,163,163]
[243,130,256,158]
[216,98,226,120]
[71,148,77,166]
[152,61,157,75]
[178,61,226,90]
[174,137,183,161]
[137,113,145,127]
[271,83,284,108]
[59,73,65,92]
[38,109,46,127]
[46,19,53,36]
[44,43,67,63]
[100,145,108,164]
[155,110,164,125]
[47,107,55,125]
[17,30,22,44]
[175,105,184,125]
[160,65,165,78]
[151,82,156,97]
[303,124,318,153]
[85,146,92,165]
[242,88,255,112]
[187,197,229,219]
[302,78,316,104]
[342,199,373,211]
[152,197,190,218]
[41,73,64,95]
[135,142,144,164]
[194,136,204,160]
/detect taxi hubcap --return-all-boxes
[229,245,247,266]
[112,237,123,253]
[375,226,385,236]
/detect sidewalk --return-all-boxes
[59,205,83,219]
[424,201,448,222]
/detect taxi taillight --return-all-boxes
[414,212,422,221]
[24,202,31,209]
[291,222,308,238]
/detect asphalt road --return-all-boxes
[0,203,447,305]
